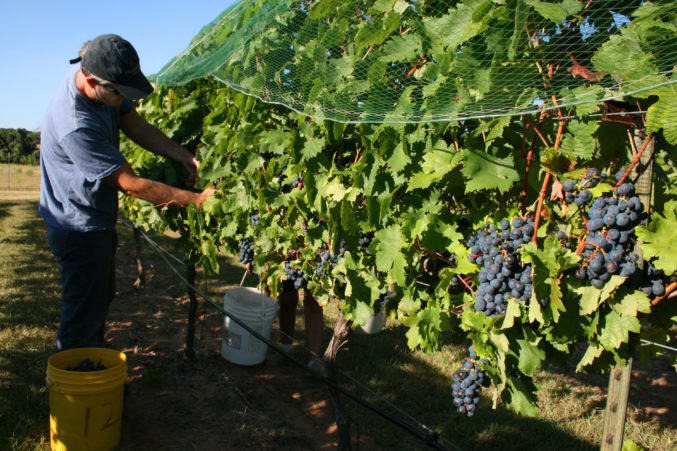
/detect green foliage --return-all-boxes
[0,128,40,164]
[120,1,677,418]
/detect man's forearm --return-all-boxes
[127,122,191,163]
[105,161,207,208]
[120,110,193,164]
[119,177,202,208]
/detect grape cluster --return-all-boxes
[358,231,374,251]
[562,168,602,206]
[451,346,486,417]
[251,214,260,226]
[316,241,346,277]
[238,239,254,265]
[292,175,304,187]
[466,218,534,316]
[567,170,645,288]
[66,358,107,372]
[555,229,572,249]
[285,262,307,290]
[640,262,666,298]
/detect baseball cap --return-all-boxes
[77,34,154,100]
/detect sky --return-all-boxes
[0,0,239,131]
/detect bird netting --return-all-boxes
[152,0,677,124]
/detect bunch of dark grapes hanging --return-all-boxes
[316,240,346,277]
[292,174,303,187]
[563,169,646,288]
[466,217,534,317]
[451,345,486,417]
[562,167,602,205]
[277,168,287,184]
[358,231,374,253]
[640,262,667,299]
[285,262,307,290]
[238,238,254,265]
[251,214,260,226]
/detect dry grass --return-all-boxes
[0,163,40,200]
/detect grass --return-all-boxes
[0,189,675,449]
[0,164,41,194]
[0,200,60,449]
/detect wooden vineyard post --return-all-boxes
[184,263,198,360]
[601,360,633,450]
[600,129,654,450]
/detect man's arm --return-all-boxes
[104,161,214,208]
[119,109,199,183]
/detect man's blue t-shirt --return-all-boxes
[39,67,134,231]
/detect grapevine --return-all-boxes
[118,1,677,424]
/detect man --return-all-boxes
[39,34,216,351]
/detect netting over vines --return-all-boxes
[152,0,677,123]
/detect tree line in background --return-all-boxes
[0,128,40,165]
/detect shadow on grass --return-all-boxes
[323,324,598,451]
[0,201,61,330]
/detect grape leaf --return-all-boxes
[558,119,599,161]
[576,344,604,372]
[515,337,544,376]
[423,0,486,55]
[599,310,641,351]
[407,145,461,190]
[460,148,520,193]
[636,200,677,275]
[522,237,580,322]
[503,376,539,417]
[646,85,677,145]
[525,0,582,24]
[374,225,407,285]
[577,284,601,316]
[500,299,523,330]
[379,34,421,63]
[609,290,652,317]
[592,31,660,87]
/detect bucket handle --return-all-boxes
[239,269,274,320]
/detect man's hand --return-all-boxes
[182,157,200,187]
[121,110,202,186]
[196,186,218,208]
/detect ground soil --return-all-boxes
[107,229,350,450]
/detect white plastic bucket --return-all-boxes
[221,287,278,365]
[354,309,386,334]
[354,293,390,335]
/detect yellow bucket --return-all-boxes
[46,347,127,451]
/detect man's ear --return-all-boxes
[83,74,98,88]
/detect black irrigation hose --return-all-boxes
[123,221,458,451]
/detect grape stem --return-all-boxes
[614,132,655,188]
[532,172,551,245]
[532,103,566,244]
[456,275,475,294]
[651,281,677,306]
[627,129,638,157]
